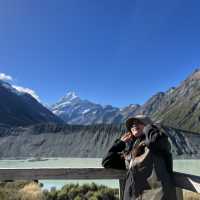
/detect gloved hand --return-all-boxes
[132,141,146,157]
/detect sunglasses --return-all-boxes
[131,120,144,127]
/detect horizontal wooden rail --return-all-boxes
[0,168,199,199]
[173,171,200,193]
[0,168,126,180]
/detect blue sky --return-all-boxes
[0,0,200,107]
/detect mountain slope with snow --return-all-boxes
[0,80,63,127]
[51,91,124,124]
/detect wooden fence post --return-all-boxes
[119,178,126,200]
[176,188,183,200]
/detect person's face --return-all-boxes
[130,121,145,138]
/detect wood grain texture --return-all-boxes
[0,168,126,180]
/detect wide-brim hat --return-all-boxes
[126,115,153,131]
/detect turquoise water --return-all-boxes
[0,158,199,190]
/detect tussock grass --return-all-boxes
[19,182,44,200]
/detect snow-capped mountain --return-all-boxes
[2,67,200,132]
[50,68,200,132]
[51,91,129,124]
[0,80,63,127]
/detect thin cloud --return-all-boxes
[12,85,41,102]
[0,73,13,81]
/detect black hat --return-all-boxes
[126,115,153,131]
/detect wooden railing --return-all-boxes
[0,168,199,200]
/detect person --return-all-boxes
[102,115,177,200]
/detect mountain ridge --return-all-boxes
[1,68,200,132]
[50,68,200,132]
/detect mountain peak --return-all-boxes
[63,91,79,101]
[187,68,200,81]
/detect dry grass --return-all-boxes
[19,182,44,200]
[183,189,200,200]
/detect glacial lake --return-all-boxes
[0,158,199,190]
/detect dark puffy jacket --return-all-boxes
[102,125,177,200]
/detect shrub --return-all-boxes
[0,181,119,200]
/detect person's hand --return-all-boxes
[138,141,146,148]
[120,132,134,143]
[132,141,146,157]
